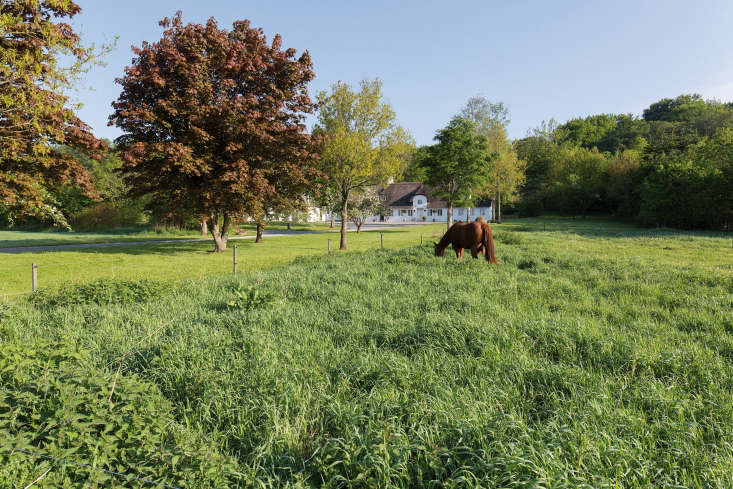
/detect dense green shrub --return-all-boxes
[70,201,147,231]
[29,279,167,308]
[0,340,236,488]
[517,197,543,217]
[639,129,732,229]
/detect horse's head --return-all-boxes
[433,241,445,256]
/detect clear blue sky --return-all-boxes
[70,0,733,145]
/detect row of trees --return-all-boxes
[515,94,733,229]
[6,3,727,246]
[3,2,521,251]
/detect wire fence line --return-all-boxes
[1,232,417,299]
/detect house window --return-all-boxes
[416,199,422,205]
[408,209,413,216]
[437,209,443,216]
[400,209,407,215]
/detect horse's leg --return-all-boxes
[455,248,463,260]
[471,245,479,259]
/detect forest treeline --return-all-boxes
[515,94,733,229]
[5,94,732,232]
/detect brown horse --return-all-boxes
[434,220,500,264]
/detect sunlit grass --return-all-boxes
[0,224,448,297]
[1,219,731,487]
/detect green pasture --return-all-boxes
[0,218,731,487]
[1,218,730,299]
[0,221,333,249]
[0,224,447,298]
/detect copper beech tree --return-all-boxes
[1,0,108,227]
[110,13,319,252]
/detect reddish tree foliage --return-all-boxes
[1,0,105,226]
[110,12,319,251]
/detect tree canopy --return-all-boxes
[515,94,733,228]
[459,96,524,222]
[420,116,493,227]
[0,0,109,227]
[314,79,413,249]
[110,12,319,251]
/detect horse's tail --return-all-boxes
[482,223,500,265]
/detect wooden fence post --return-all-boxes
[328,239,331,253]
[32,263,37,293]
[380,233,383,249]
[420,233,423,245]
[233,245,238,274]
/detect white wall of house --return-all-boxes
[363,205,492,224]
[305,202,492,224]
[307,206,329,222]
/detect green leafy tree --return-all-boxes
[643,94,709,122]
[606,149,643,218]
[402,145,429,181]
[314,79,413,250]
[639,128,733,229]
[546,146,608,216]
[0,0,112,227]
[460,96,525,222]
[110,13,319,252]
[421,117,493,227]
[347,187,387,232]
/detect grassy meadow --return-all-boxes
[1,218,732,487]
[0,224,446,299]
[0,221,333,249]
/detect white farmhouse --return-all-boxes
[308,182,493,224]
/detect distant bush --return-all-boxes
[30,279,167,308]
[518,197,544,217]
[0,340,236,487]
[70,202,147,231]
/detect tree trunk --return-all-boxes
[356,220,363,233]
[286,221,291,230]
[448,203,454,228]
[208,213,230,252]
[330,211,335,228]
[496,179,502,224]
[256,220,264,243]
[200,220,208,236]
[340,196,348,250]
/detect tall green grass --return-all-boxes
[1,225,731,487]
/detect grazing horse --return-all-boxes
[434,219,500,264]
